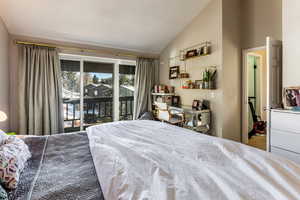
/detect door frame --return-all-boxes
[242,46,266,144]
[59,53,136,131]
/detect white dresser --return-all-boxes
[270,109,300,164]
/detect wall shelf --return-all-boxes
[169,41,211,61]
[152,93,175,96]
[181,88,216,90]
[183,53,210,61]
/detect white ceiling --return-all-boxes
[0,0,211,54]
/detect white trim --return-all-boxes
[113,61,120,121]
[80,59,84,131]
[59,53,136,65]
[242,46,266,144]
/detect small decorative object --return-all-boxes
[182,80,190,89]
[154,85,159,93]
[283,87,300,110]
[192,100,199,109]
[180,72,189,79]
[168,86,175,93]
[185,49,198,59]
[192,100,204,111]
[169,66,180,79]
[203,43,210,55]
[179,50,186,61]
[172,96,180,107]
[164,86,170,93]
[195,80,202,89]
[188,80,193,89]
[158,85,165,93]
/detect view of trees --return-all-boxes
[62,71,80,94]
[120,74,134,86]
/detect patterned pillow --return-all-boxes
[0,185,7,200]
[0,131,8,146]
[0,136,31,189]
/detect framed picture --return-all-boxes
[169,66,180,79]
[195,80,202,89]
[192,100,204,110]
[283,87,300,109]
[172,96,180,107]
[192,100,200,110]
[185,49,198,58]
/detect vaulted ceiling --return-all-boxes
[0,0,211,54]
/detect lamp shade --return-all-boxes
[0,111,7,122]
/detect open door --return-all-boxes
[266,37,282,152]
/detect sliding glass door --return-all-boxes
[60,55,135,132]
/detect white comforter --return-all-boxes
[87,120,300,200]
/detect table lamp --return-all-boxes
[0,111,7,134]
[0,111,7,122]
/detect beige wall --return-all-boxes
[242,0,282,49]
[0,17,9,131]
[8,34,158,132]
[160,0,223,137]
[160,0,242,141]
[222,0,242,141]
[282,0,300,87]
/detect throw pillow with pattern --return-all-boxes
[0,185,7,200]
[0,136,31,189]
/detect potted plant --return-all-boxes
[202,69,217,89]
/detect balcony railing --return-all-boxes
[63,96,134,132]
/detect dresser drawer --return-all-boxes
[271,111,300,133]
[271,129,300,153]
[271,146,300,164]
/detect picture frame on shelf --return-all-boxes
[195,80,202,89]
[172,96,180,107]
[192,100,200,110]
[185,49,198,59]
[169,66,180,79]
[192,100,204,111]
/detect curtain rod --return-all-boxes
[15,40,156,59]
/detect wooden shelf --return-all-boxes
[181,88,216,90]
[152,93,175,96]
[183,54,210,61]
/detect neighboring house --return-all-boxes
[82,83,134,98]
[84,84,113,98]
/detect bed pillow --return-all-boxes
[138,112,154,120]
[0,136,31,189]
[0,185,7,200]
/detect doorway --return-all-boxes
[242,47,267,150]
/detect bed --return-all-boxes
[9,120,300,200]
[8,132,104,200]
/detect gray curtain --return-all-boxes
[133,57,159,119]
[18,45,64,135]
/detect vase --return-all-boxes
[203,82,209,89]
[209,81,214,89]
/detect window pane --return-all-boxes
[61,60,81,132]
[83,61,114,128]
[119,65,135,120]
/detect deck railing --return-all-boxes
[63,96,134,132]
